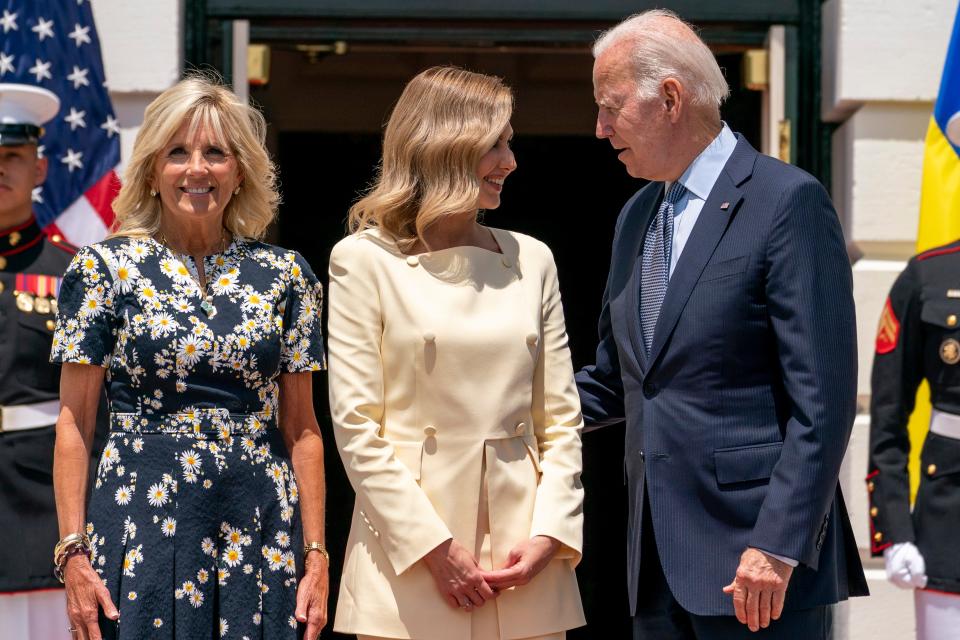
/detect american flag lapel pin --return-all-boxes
[720,202,730,210]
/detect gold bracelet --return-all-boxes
[53,533,92,583]
[303,541,329,562]
[53,533,90,564]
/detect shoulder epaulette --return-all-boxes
[46,232,78,255]
[916,241,960,262]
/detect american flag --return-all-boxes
[0,0,120,245]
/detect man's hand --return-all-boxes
[884,542,928,590]
[722,548,793,632]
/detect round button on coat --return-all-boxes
[423,425,437,437]
[406,255,419,267]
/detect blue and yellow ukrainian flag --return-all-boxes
[917,2,960,251]
[909,2,960,496]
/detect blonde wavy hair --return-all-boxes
[348,66,513,249]
[111,72,278,240]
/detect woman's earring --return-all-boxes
[149,189,157,197]
[233,186,241,195]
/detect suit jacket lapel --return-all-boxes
[624,184,663,373]
[646,137,756,371]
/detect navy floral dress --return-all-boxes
[51,236,325,639]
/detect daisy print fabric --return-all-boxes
[51,236,324,639]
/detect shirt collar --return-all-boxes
[672,123,738,201]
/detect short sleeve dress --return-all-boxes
[51,236,324,639]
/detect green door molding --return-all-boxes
[201,0,802,22]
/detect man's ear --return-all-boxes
[662,78,683,123]
[34,154,48,187]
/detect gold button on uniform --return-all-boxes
[927,463,937,476]
[406,256,419,267]
[51,234,62,243]
[949,314,958,327]
[870,506,878,517]
[0,281,4,293]
[867,481,875,492]
[46,319,55,331]
[0,256,7,269]
[874,532,883,542]
[8,231,20,246]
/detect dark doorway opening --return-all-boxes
[272,51,761,639]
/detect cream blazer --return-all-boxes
[328,227,585,640]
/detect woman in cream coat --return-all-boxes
[327,67,585,640]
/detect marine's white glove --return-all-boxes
[884,542,928,590]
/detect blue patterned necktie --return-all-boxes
[640,182,687,353]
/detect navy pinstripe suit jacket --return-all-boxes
[576,135,868,616]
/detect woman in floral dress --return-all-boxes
[50,75,328,640]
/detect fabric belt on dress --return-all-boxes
[110,409,276,435]
[930,409,960,440]
[0,399,60,432]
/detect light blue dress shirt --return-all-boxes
[666,124,738,279]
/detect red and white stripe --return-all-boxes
[44,170,120,246]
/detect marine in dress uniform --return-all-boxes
[868,239,960,640]
[0,83,98,638]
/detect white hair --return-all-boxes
[593,9,729,111]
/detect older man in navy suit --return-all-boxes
[576,10,868,639]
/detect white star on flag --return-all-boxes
[32,187,44,204]
[68,23,91,46]
[0,10,18,33]
[67,66,90,89]
[100,115,120,138]
[64,107,87,130]
[28,58,53,82]
[31,16,54,41]
[61,149,84,172]
[0,52,13,76]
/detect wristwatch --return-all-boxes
[303,541,330,562]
